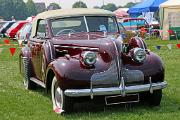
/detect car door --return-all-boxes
[30,19,47,81]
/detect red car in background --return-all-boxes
[6,21,28,39]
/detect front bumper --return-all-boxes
[64,81,167,97]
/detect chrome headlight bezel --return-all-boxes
[132,48,146,63]
[81,51,97,66]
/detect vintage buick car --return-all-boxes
[19,8,167,114]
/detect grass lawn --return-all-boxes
[0,38,180,120]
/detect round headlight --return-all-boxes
[82,51,97,66]
[132,48,146,63]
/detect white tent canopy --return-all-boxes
[160,0,180,7]
[159,0,180,39]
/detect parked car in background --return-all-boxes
[0,21,7,28]
[120,18,149,31]
[120,18,160,38]
[0,21,15,37]
[119,18,151,39]
[20,8,167,114]
[16,23,32,42]
[6,21,28,39]
[150,18,160,29]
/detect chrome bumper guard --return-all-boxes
[64,81,167,97]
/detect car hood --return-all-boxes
[51,34,120,57]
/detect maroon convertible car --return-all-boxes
[19,8,167,114]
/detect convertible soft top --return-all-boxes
[35,8,114,20]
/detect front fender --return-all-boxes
[124,52,164,83]
[46,57,95,90]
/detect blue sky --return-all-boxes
[24,0,141,8]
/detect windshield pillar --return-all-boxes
[84,16,89,32]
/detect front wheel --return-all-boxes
[51,76,73,114]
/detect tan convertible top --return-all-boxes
[35,8,114,19]
[31,8,115,37]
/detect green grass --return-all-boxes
[0,38,180,120]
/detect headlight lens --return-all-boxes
[132,48,146,62]
[82,51,97,66]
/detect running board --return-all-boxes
[30,77,46,88]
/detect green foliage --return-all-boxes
[72,1,87,8]
[117,5,123,8]
[0,0,14,20]
[47,3,61,10]
[11,0,28,20]
[0,0,28,20]
[26,0,37,16]
[93,6,100,9]
[124,2,137,8]
[101,3,117,12]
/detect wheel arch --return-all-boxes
[45,68,55,93]
[45,60,67,92]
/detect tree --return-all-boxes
[0,0,14,20]
[117,5,123,8]
[93,6,100,9]
[47,3,61,10]
[0,0,28,20]
[124,2,137,8]
[101,3,117,12]
[35,3,46,13]
[12,0,28,20]
[26,0,37,16]
[72,1,87,8]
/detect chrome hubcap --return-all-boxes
[54,85,62,108]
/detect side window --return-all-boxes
[118,22,125,33]
[108,17,115,32]
[36,20,46,38]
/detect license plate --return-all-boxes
[105,94,139,105]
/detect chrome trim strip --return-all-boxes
[120,77,125,96]
[90,80,93,99]
[138,37,146,50]
[149,77,153,94]
[54,45,99,51]
[48,41,53,60]
[64,81,167,97]
[84,16,89,32]
[112,40,121,84]
[22,57,28,59]
[30,77,46,88]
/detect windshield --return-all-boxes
[51,16,119,36]
[86,16,118,33]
